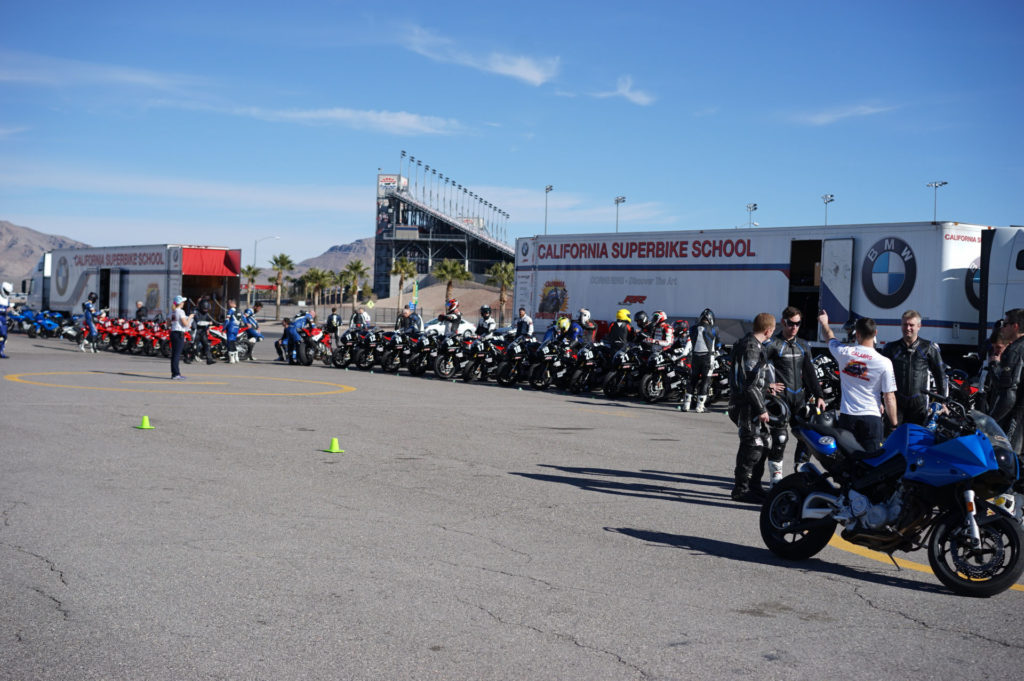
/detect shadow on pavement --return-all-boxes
[605,527,945,593]
[510,464,748,511]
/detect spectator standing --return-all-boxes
[170,295,193,380]
[818,311,897,450]
[880,310,947,426]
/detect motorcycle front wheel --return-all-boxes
[379,351,401,373]
[568,368,591,394]
[602,371,625,399]
[760,474,838,561]
[297,341,313,366]
[434,355,456,380]
[461,360,483,383]
[332,347,351,368]
[529,363,552,391]
[927,508,1024,597]
[640,372,666,403]
[407,354,428,376]
[355,348,374,370]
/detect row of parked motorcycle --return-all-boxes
[8,308,259,362]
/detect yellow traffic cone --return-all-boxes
[324,437,344,453]
[136,415,154,430]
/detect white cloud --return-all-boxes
[0,160,370,213]
[790,103,898,126]
[404,25,559,86]
[592,76,656,106]
[0,49,206,94]
[0,126,29,138]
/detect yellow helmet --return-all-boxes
[616,308,631,322]
[557,317,570,331]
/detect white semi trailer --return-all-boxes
[514,221,1024,354]
[24,244,243,319]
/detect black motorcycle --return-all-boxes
[567,342,613,394]
[378,330,409,373]
[495,336,537,386]
[462,334,509,383]
[351,328,383,370]
[332,328,360,368]
[602,342,651,399]
[639,343,691,403]
[433,333,471,380]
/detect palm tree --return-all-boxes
[390,256,418,310]
[432,259,472,303]
[241,264,262,307]
[342,259,370,316]
[485,261,515,325]
[269,253,295,320]
[305,268,333,317]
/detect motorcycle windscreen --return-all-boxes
[819,238,854,341]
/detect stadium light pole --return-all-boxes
[822,194,835,226]
[544,185,553,235]
[746,203,758,228]
[614,196,626,232]
[926,181,947,222]
[252,235,279,307]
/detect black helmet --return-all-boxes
[765,395,791,429]
[199,299,211,313]
[480,305,491,316]
[88,292,98,303]
[634,310,649,328]
[699,308,714,326]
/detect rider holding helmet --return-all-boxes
[728,312,779,503]
[683,308,720,413]
[476,305,497,336]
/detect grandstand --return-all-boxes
[371,153,514,300]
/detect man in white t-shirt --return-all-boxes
[818,311,898,450]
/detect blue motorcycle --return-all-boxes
[760,394,1023,597]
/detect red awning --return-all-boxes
[181,248,242,277]
[241,284,277,291]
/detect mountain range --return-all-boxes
[0,220,90,285]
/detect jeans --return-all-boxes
[170,331,184,377]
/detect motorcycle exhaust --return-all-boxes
[802,492,842,520]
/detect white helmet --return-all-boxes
[578,307,591,325]
[0,281,12,297]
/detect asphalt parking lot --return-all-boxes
[1,338,1022,680]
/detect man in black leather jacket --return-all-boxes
[988,308,1024,460]
[193,297,215,365]
[728,312,777,503]
[764,306,827,481]
[880,310,947,427]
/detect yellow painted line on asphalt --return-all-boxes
[122,380,230,385]
[4,371,356,397]
[828,534,1024,592]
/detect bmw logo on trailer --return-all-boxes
[861,237,917,308]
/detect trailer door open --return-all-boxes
[819,238,855,337]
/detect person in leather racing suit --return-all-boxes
[728,312,778,503]
[0,281,11,358]
[476,305,497,337]
[224,302,241,363]
[349,307,371,329]
[514,307,534,339]
[645,310,674,351]
[673,320,693,357]
[438,299,463,337]
[604,309,636,352]
[135,300,148,322]
[987,308,1024,464]
[578,308,596,344]
[684,308,720,413]
[288,309,317,363]
[395,304,423,332]
[275,317,292,361]
[556,315,585,346]
[241,307,263,360]
[325,307,342,340]
[880,309,947,427]
[764,306,827,481]
[193,298,216,365]
[81,291,100,353]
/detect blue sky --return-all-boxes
[1,0,1022,266]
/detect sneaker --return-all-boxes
[172,375,186,380]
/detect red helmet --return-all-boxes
[651,311,667,327]
[446,298,459,314]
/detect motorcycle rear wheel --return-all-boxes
[927,509,1024,597]
[760,474,837,560]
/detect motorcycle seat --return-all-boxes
[806,422,883,460]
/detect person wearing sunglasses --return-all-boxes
[762,307,827,484]
[880,310,947,428]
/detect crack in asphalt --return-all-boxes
[1,500,27,528]
[853,587,1024,649]
[433,523,534,562]
[31,586,70,620]
[453,596,651,679]
[2,542,69,586]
